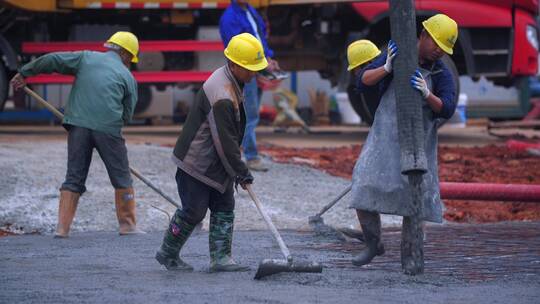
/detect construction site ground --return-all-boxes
[1,223,539,303]
[1,124,539,303]
[2,124,538,224]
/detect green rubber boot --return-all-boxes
[209,211,249,272]
[155,210,195,271]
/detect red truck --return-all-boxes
[0,0,538,119]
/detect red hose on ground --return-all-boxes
[506,139,540,152]
[440,182,540,202]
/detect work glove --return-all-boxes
[235,172,254,192]
[383,40,398,73]
[411,69,431,99]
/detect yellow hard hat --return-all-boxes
[347,40,381,71]
[106,31,139,63]
[224,33,268,72]
[422,14,458,55]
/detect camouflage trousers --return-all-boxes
[159,169,236,261]
[209,211,235,264]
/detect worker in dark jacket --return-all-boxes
[349,14,458,267]
[346,39,382,126]
[10,31,141,238]
[219,0,279,172]
[155,33,268,272]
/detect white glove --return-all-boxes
[411,69,431,99]
[383,40,398,73]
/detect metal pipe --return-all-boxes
[440,182,540,202]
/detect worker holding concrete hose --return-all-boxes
[349,14,458,266]
[10,31,142,238]
[155,33,267,273]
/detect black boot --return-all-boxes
[209,211,249,272]
[352,211,385,267]
[155,210,195,271]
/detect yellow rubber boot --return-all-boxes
[115,187,145,235]
[55,190,80,238]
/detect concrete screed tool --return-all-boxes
[308,184,364,242]
[246,185,323,279]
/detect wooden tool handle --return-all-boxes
[24,87,64,120]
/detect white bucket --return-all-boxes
[335,92,361,124]
[448,93,468,127]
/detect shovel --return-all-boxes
[308,185,364,241]
[22,86,204,231]
[245,185,323,279]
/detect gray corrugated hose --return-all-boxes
[389,0,427,275]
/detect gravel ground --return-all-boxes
[0,141,404,235]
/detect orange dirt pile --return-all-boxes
[260,144,540,223]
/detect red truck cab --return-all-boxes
[352,0,539,83]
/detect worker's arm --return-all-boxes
[19,51,84,77]
[209,99,253,187]
[11,51,84,91]
[361,66,390,86]
[250,6,274,58]
[361,40,397,86]
[411,68,456,119]
[432,65,457,119]
[121,79,138,124]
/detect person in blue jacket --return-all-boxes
[219,0,280,172]
[350,14,458,267]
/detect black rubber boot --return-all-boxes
[352,210,385,267]
[155,210,195,271]
[209,211,249,272]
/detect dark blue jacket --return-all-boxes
[219,0,274,58]
[356,50,456,119]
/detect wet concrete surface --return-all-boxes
[1,222,539,304]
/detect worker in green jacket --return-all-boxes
[155,33,267,272]
[10,31,142,238]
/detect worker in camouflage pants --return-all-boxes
[155,33,267,272]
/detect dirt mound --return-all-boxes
[260,144,540,223]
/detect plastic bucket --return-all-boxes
[335,92,361,124]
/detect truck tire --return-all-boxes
[0,63,8,112]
